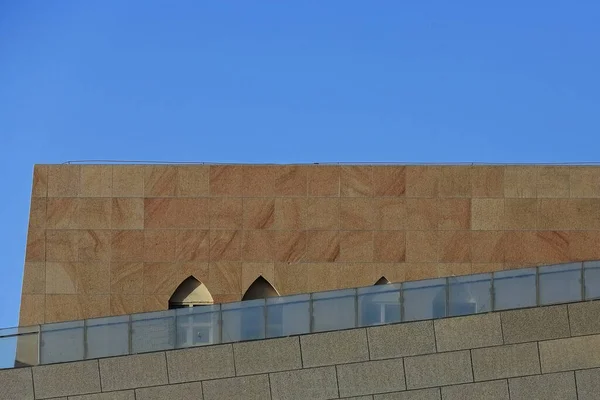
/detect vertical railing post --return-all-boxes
[218,304,223,344]
[127,315,133,355]
[535,267,541,306]
[581,262,586,301]
[263,299,268,339]
[37,324,42,365]
[309,293,314,333]
[445,278,450,317]
[83,319,88,360]
[173,309,178,349]
[399,284,404,323]
[490,273,496,312]
[354,289,359,328]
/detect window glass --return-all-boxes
[448,274,491,316]
[175,305,220,348]
[493,268,536,310]
[266,294,310,338]
[221,299,265,342]
[131,311,176,353]
[357,284,401,327]
[312,289,356,332]
[86,315,129,358]
[403,278,446,321]
[584,261,600,300]
[539,263,582,305]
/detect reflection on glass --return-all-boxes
[40,321,84,364]
[221,299,265,343]
[493,268,536,310]
[584,261,600,300]
[86,316,129,359]
[131,311,176,354]
[175,305,220,348]
[266,294,310,338]
[357,284,401,327]
[312,289,356,332]
[6,326,39,368]
[448,274,491,316]
[403,279,446,321]
[539,263,582,305]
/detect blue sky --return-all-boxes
[0,1,599,331]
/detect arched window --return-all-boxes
[240,276,280,340]
[169,276,214,309]
[375,276,390,285]
[242,276,279,301]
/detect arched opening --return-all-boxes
[237,276,280,340]
[169,276,214,309]
[242,276,279,301]
[375,276,390,285]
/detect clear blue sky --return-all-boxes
[0,1,599,330]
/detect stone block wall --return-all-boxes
[4,300,600,399]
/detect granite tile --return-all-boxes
[404,263,438,281]
[274,263,309,295]
[307,165,340,196]
[143,230,177,262]
[437,262,472,277]
[504,166,537,198]
[143,262,180,295]
[568,301,600,336]
[203,374,271,400]
[46,197,79,229]
[339,231,373,262]
[368,320,436,359]
[209,261,242,295]
[28,197,46,228]
[210,197,243,229]
[438,231,471,263]
[242,230,275,261]
[471,166,504,197]
[79,294,111,318]
[275,231,306,263]
[570,166,600,198]
[539,334,600,373]
[441,380,509,400]
[135,382,203,400]
[439,166,471,197]
[374,198,406,230]
[46,262,77,294]
[210,165,243,196]
[275,165,307,196]
[77,198,111,229]
[111,198,144,229]
[342,165,373,197]
[374,388,440,400]
[538,166,570,198]
[99,352,168,391]
[78,230,110,261]
[306,231,340,262]
[508,371,576,400]
[373,231,405,262]
[406,231,438,263]
[306,197,339,229]
[470,231,505,263]
[243,165,275,196]
[112,165,144,197]
[471,198,503,230]
[438,198,471,230]
[80,165,112,197]
[176,165,209,196]
[46,230,78,261]
[337,358,406,397]
[110,262,144,294]
[32,164,48,197]
[373,165,406,196]
[111,230,144,261]
[406,199,438,230]
[0,367,34,400]
[274,198,306,230]
[33,360,100,399]
[210,230,242,261]
[19,294,45,325]
[22,262,45,294]
[45,294,82,322]
[567,231,600,260]
[243,198,275,229]
[504,198,538,229]
[406,166,439,197]
[175,229,209,261]
[404,350,473,389]
[576,368,600,400]
[270,366,339,400]
[48,165,80,197]
[501,305,570,344]
[307,262,341,292]
[233,336,301,375]
[434,313,502,352]
[166,344,234,383]
[110,295,145,315]
[341,198,375,230]
[26,228,45,262]
[77,262,110,294]
[144,165,177,196]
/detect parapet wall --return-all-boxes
[3,300,600,399]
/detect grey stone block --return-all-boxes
[539,334,600,373]
[203,374,271,400]
[501,305,569,344]
[99,352,167,391]
[404,350,472,390]
[32,360,100,399]
[471,342,539,381]
[368,321,436,360]
[135,382,203,400]
[234,336,301,376]
[576,368,600,400]
[68,391,135,400]
[568,301,600,336]
[270,366,339,400]
[440,380,509,400]
[374,388,441,400]
[166,344,235,383]
[337,358,406,397]
[300,329,369,367]
[341,397,374,400]
[0,367,34,400]
[434,313,502,352]
[509,371,576,400]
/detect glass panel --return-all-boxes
[357,284,401,327]
[1,326,39,369]
[539,263,582,305]
[403,278,446,322]
[175,305,221,348]
[131,311,176,353]
[40,321,84,364]
[584,261,600,300]
[266,294,310,338]
[221,299,265,343]
[448,274,492,316]
[86,316,129,359]
[493,268,536,310]
[312,289,356,333]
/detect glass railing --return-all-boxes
[3,260,600,369]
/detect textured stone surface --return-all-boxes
[233,336,301,376]
[501,305,570,344]
[471,342,540,381]
[508,371,577,400]
[270,366,339,400]
[202,374,271,400]
[440,380,509,400]
[434,313,502,352]
[337,358,406,397]
[404,350,473,390]
[33,360,100,399]
[367,321,436,360]
[575,368,600,400]
[68,391,135,400]
[374,388,441,400]
[0,367,34,400]
[539,334,600,373]
[568,301,600,336]
[99,352,167,391]
[166,344,235,383]
[135,382,203,400]
[300,329,369,367]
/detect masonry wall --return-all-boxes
[5,300,600,399]
[21,164,600,324]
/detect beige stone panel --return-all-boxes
[471,231,505,263]
[471,198,504,230]
[176,165,209,196]
[504,231,570,265]
[341,198,375,230]
[471,166,504,197]
[504,166,537,198]
[274,263,310,295]
[405,263,438,281]
[439,166,471,197]
[45,294,82,322]
[173,198,210,229]
[341,165,373,197]
[275,165,308,196]
[143,262,181,295]
[570,166,600,198]
[22,262,45,294]
[373,165,406,197]
[46,230,78,262]
[275,231,306,263]
[306,231,340,262]
[112,165,144,197]
[208,262,242,295]
[32,164,48,197]
[80,294,111,319]
[538,199,573,230]
[372,262,406,283]
[20,294,44,325]
[504,199,538,229]
[25,228,45,262]
[568,231,600,260]
[78,230,110,262]
[406,199,439,230]
[79,165,112,197]
[307,263,340,292]
[77,198,111,229]
[175,230,209,262]
[144,165,177,197]
[306,197,339,230]
[242,165,275,196]
[374,198,406,230]
[46,197,79,229]
[243,198,275,229]
[209,165,243,196]
[307,165,340,196]
[439,198,471,230]
[406,166,440,197]
[111,198,144,229]
[471,263,504,274]
[537,166,570,198]
[213,293,241,303]
[77,262,110,294]
[111,230,144,262]
[110,294,145,315]
[374,231,406,262]
[179,261,210,284]
[338,263,378,288]
[242,262,276,294]
[28,197,46,228]
[143,230,176,262]
[339,231,373,262]
[274,198,306,230]
[438,231,471,263]
[209,230,242,261]
[242,230,275,262]
[111,262,144,294]
[144,294,171,312]
[210,197,243,229]
[48,165,80,197]
[406,231,438,263]
[438,263,472,277]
